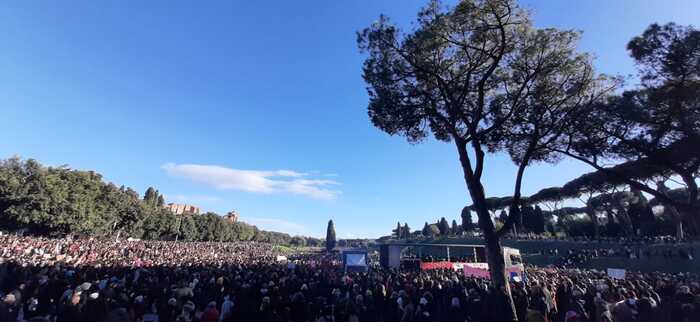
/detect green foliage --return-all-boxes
[560,216,596,237]
[273,245,295,253]
[289,236,307,247]
[0,157,294,244]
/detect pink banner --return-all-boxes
[463,265,491,278]
[461,263,523,280]
[420,261,454,270]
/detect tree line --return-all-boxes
[358,0,698,313]
[0,157,322,245]
[391,204,548,240]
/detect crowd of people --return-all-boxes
[533,242,696,268]
[0,235,284,268]
[505,234,691,244]
[0,235,698,322]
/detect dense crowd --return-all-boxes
[550,246,696,268]
[505,235,691,244]
[0,235,698,322]
[0,236,283,268]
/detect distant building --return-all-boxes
[164,203,201,215]
[224,211,239,223]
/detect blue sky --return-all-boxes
[1,1,697,238]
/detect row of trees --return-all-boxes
[0,157,310,244]
[421,217,464,237]
[358,0,698,314]
[392,212,475,240]
[468,182,682,238]
[392,204,547,240]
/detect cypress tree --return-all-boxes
[422,222,430,237]
[438,217,449,236]
[393,221,401,239]
[461,208,474,232]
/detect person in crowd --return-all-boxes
[0,234,698,322]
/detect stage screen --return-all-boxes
[345,253,367,266]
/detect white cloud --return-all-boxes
[161,163,341,200]
[245,217,310,236]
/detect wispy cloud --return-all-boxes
[161,163,341,200]
[246,217,310,236]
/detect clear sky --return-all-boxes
[1,1,697,238]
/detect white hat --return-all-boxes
[80,282,92,291]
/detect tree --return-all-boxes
[325,220,336,251]
[402,223,411,239]
[290,236,307,247]
[531,205,546,234]
[358,0,611,310]
[428,224,440,237]
[438,217,450,236]
[392,221,402,239]
[178,215,199,241]
[461,207,474,232]
[558,23,700,238]
[0,157,300,244]
[451,219,460,235]
[422,222,431,237]
[143,187,158,207]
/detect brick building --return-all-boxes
[224,211,239,223]
[163,203,201,215]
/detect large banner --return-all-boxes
[461,263,523,280]
[420,261,523,280]
[463,264,491,278]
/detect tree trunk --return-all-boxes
[586,204,599,238]
[664,205,684,240]
[616,206,634,237]
[605,210,616,237]
[511,161,528,236]
[456,139,518,321]
[676,221,684,240]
